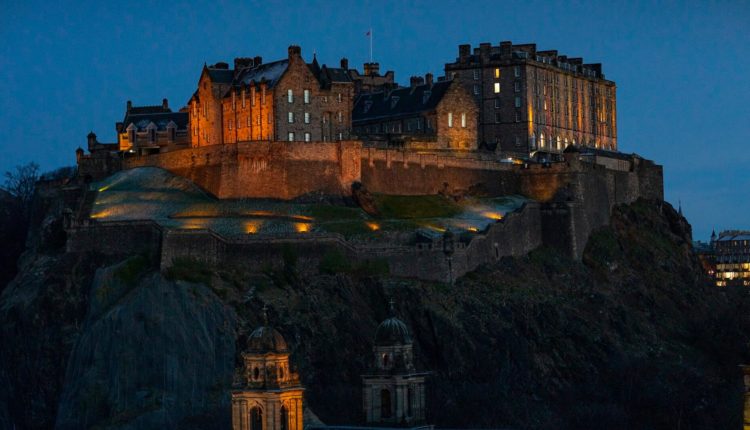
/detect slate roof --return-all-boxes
[352,80,452,123]
[319,66,352,84]
[234,59,289,89]
[717,232,750,242]
[577,146,631,160]
[206,67,234,84]
[124,111,189,132]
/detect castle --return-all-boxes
[70,42,663,283]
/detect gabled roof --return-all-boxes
[320,66,352,84]
[233,59,289,89]
[352,80,452,122]
[123,111,189,132]
[206,67,234,84]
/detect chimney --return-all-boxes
[87,131,97,150]
[288,45,302,60]
[409,76,424,88]
[254,56,262,66]
[500,41,512,58]
[425,73,433,87]
[162,98,169,110]
[126,100,132,112]
[214,62,229,69]
[234,57,254,70]
[340,57,349,70]
[479,43,491,62]
[458,44,471,63]
[364,62,380,76]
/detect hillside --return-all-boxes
[0,183,748,429]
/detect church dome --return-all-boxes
[247,325,289,353]
[374,315,412,346]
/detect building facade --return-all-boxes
[116,99,190,153]
[712,230,750,287]
[232,310,304,430]
[189,46,354,147]
[352,75,478,150]
[445,41,617,158]
[362,302,428,426]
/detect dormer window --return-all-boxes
[390,96,400,109]
[146,122,157,144]
[166,121,177,142]
[126,123,137,145]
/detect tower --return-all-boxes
[362,301,428,425]
[232,308,304,430]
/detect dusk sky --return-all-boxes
[1,0,748,240]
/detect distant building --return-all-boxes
[352,76,478,150]
[712,230,750,287]
[362,301,429,426]
[445,41,617,158]
[348,61,397,95]
[116,99,190,154]
[232,308,304,430]
[189,45,354,146]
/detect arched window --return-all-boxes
[280,405,288,430]
[251,406,263,430]
[382,353,389,368]
[380,389,392,418]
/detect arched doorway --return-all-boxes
[380,389,392,419]
[280,405,289,430]
[250,406,263,430]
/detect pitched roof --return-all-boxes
[320,66,352,84]
[234,59,289,89]
[124,111,189,132]
[206,67,234,84]
[352,80,452,123]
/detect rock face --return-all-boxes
[0,190,748,430]
[54,267,236,429]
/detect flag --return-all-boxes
[366,30,371,36]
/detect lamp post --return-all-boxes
[443,230,455,285]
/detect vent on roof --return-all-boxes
[390,96,400,109]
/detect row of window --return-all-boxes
[287,132,344,142]
[447,112,467,128]
[286,89,344,104]
[287,111,344,124]
[472,66,522,80]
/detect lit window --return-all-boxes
[304,89,310,104]
[337,93,342,103]
[540,133,545,147]
[287,89,293,103]
[556,136,562,150]
[288,132,294,141]
[473,84,480,95]
[473,69,480,80]
[494,82,500,94]
[338,132,343,140]
[304,112,310,124]
[494,68,500,79]
[338,111,342,123]
[448,112,453,128]
[514,66,520,77]
[461,113,466,128]
[304,132,310,142]
[229,120,233,130]
[288,112,294,123]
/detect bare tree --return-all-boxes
[3,162,39,209]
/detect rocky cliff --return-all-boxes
[0,186,748,429]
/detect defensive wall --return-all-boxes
[64,202,542,283]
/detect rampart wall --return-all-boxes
[122,141,361,199]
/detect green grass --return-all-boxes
[114,255,150,285]
[373,194,462,219]
[165,257,213,285]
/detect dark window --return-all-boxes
[251,407,263,430]
[280,405,288,430]
[381,389,392,418]
[253,367,260,380]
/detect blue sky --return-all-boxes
[1,0,748,240]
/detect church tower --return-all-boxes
[232,308,304,430]
[362,301,428,425]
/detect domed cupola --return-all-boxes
[374,307,412,346]
[246,324,289,354]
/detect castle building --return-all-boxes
[115,99,190,153]
[712,230,750,287]
[189,46,354,146]
[445,41,617,158]
[232,310,304,430]
[362,302,428,425]
[352,75,478,150]
[348,61,397,95]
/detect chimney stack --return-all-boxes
[254,56,262,66]
[363,62,380,76]
[409,76,425,88]
[340,58,349,70]
[126,100,132,112]
[425,73,433,87]
[288,45,302,60]
[459,44,471,63]
[162,98,169,110]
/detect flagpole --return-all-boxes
[369,27,373,62]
